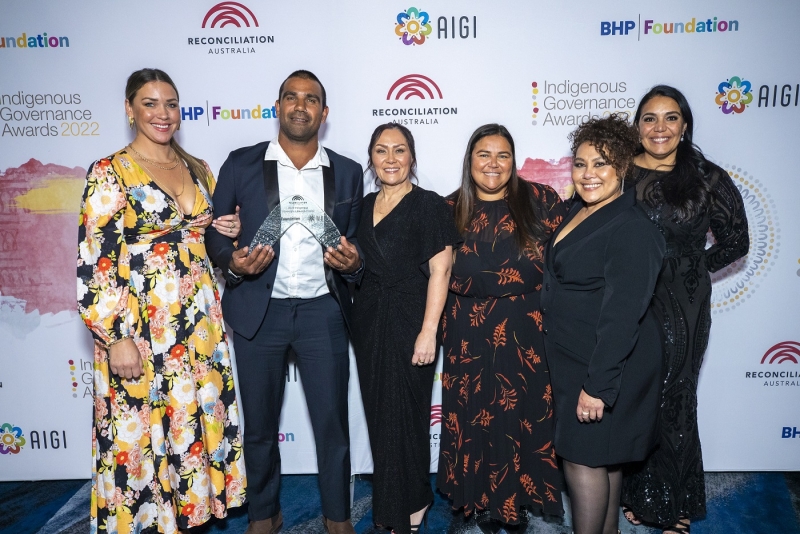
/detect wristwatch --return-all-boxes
[227,268,243,283]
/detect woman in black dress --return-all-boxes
[620,86,749,534]
[351,123,460,534]
[542,115,665,534]
[437,124,565,533]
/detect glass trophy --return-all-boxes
[249,195,341,251]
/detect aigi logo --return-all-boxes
[394,6,477,46]
[373,74,456,126]
[0,423,25,454]
[396,7,432,45]
[715,76,753,114]
[188,2,274,55]
[202,2,258,28]
[387,74,442,100]
[761,342,800,364]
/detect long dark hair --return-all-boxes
[453,124,549,256]
[366,123,417,186]
[634,85,714,221]
[125,68,209,192]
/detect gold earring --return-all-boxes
[128,116,134,129]
[176,122,181,131]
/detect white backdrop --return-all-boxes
[1,0,799,480]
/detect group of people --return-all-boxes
[77,68,749,534]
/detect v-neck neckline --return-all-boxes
[372,185,415,228]
[127,152,198,218]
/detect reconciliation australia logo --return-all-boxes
[0,423,25,455]
[744,341,800,387]
[187,2,274,55]
[529,78,636,127]
[373,74,457,126]
[715,76,800,115]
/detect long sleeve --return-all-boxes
[705,169,749,273]
[583,218,666,407]
[341,162,365,284]
[205,153,239,284]
[77,158,134,345]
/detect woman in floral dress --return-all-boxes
[437,124,565,533]
[77,68,246,534]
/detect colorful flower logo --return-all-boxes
[395,7,432,45]
[715,76,753,114]
[0,423,26,454]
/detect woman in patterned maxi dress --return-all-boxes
[77,69,246,534]
[437,124,565,531]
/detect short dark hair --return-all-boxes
[278,70,326,108]
[366,123,417,185]
[568,113,639,178]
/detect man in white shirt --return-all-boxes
[206,70,364,534]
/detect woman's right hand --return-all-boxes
[108,338,143,379]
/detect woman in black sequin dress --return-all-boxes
[351,123,461,534]
[620,86,749,534]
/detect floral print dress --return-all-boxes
[437,182,565,524]
[77,149,246,534]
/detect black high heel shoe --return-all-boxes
[410,501,432,533]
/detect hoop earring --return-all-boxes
[128,116,134,129]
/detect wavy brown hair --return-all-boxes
[568,113,639,178]
[125,68,209,193]
[453,124,549,257]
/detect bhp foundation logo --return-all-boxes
[715,76,753,114]
[761,341,800,364]
[430,404,442,426]
[202,2,259,28]
[0,423,26,454]
[387,74,443,100]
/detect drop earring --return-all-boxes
[128,116,134,129]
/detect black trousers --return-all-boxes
[233,294,351,522]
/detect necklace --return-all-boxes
[138,157,188,200]
[127,143,180,170]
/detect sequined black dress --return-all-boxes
[621,164,749,526]
[351,186,461,534]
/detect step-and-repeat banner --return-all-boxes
[1,0,798,480]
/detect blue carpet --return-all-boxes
[1,473,798,533]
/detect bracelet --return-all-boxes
[105,336,131,349]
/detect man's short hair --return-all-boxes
[278,70,327,108]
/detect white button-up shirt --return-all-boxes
[265,138,330,299]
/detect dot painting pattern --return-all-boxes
[709,163,779,315]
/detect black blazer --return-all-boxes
[206,141,364,340]
[541,189,666,465]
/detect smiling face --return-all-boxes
[572,142,623,212]
[470,134,514,200]
[275,76,328,144]
[370,128,414,188]
[125,81,180,147]
[636,95,687,167]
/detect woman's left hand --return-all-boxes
[212,205,241,238]
[577,389,605,423]
[412,330,437,366]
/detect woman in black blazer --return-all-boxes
[541,115,665,534]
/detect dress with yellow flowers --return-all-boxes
[77,148,246,534]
